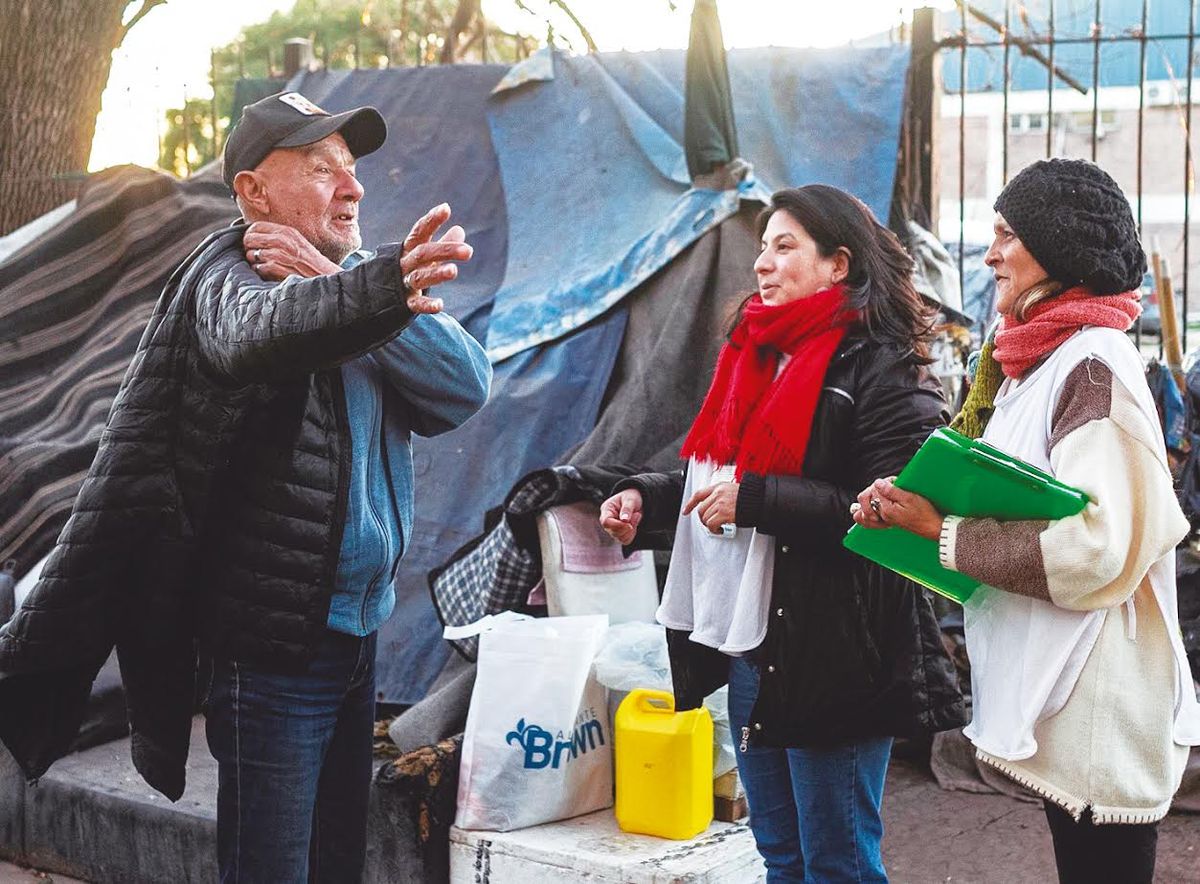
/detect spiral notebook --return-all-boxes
[842,427,1089,603]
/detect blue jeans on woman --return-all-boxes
[205,629,377,884]
[727,655,892,883]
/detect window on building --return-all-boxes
[1011,112,1065,134]
[1065,110,1119,134]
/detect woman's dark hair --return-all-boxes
[735,185,935,363]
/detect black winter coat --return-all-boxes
[621,336,967,747]
[0,226,420,799]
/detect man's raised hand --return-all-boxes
[400,203,473,314]
[244,221,342,280]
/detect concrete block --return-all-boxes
[0,744,25,862]
[12,715,425,883]
[449,811,764,883]
[22,719,216,884]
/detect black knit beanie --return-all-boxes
[993,158,1146,295]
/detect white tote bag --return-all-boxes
[453,613,612,831]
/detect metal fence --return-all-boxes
[182,26,537,178]
[903,0,1199,350]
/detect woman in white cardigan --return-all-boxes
[853,158,1200,884]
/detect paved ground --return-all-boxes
[882,757,1199,882]
[3,755,1197,883]
[0,866,82,884]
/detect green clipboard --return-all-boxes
[842,427,1088,603]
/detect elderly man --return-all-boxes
[0,91,491,883]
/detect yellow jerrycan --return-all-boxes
[614,688,713,840]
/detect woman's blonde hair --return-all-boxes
[1011,279,1065,322]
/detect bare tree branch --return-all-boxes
[457,24,483,60]
[117,0,167,46]
[424,0,447,32]
[511,0,593,53]
[954,0,1087,95]
[546,0,596,52]
[490,25,535,59]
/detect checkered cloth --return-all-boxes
[431,467,602,660]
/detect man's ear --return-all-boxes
[232,170,269,216]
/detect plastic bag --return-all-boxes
[592,621,672,693]
[703,686,736,778]
[454,613,612,831]
[593,621,736,778]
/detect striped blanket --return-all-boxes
[0,165,235,578]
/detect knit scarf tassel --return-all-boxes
[681,284,853,480]
[992,286,1142,379]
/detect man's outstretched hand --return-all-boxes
[400,203,473,314]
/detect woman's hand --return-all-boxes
[683,482,739,535]
[851,477,944,541]
[599,489,644,545]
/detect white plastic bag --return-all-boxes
[704,686,737,778]
[592,621,672,693]
[454,613,612,831]
[592,621,737,778]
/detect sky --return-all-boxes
[89,0,951,171]
[90,0,295,170]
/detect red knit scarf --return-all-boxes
[992,286,1142,379]
[680,284,853,480]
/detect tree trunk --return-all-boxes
[440,0,480,64]
[0,0,130,235]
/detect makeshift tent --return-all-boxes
[0,44,912,705]
[0,169,235,573]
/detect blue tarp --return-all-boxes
[290,44,913,703]
[484,46,911,360]
[292,65,511,336]
[372,309,626,703]
[291,65,629,701]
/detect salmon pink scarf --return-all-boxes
[993,286,1141,379]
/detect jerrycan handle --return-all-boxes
[630,688,676,714]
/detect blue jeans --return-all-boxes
[727,655,892,883]
[205,630,377,884]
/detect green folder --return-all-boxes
[842,427,1089,603]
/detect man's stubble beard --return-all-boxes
[313,227,362,266]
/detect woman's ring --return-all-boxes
[869,497,883,519]
[254,248,262,264]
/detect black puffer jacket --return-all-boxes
[0,226,425,798]
[190,240,413,669]
[621,336,967,747]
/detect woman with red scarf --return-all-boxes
[600,185,966,882]
[855,159,1200,884]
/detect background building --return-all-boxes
[937,0,1196,319]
